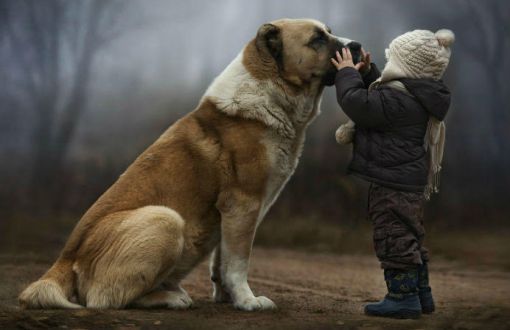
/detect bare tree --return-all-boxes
[457,0,510,157]
[1,0,134,210]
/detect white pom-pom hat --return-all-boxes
[381,29,455,81]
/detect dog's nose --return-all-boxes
[347,41,361,51]
[345,41,362,64]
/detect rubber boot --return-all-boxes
[364,268,422,319]
[418,262,435,314]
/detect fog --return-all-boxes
[1,0,509,229]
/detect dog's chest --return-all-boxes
[259,132,306,219]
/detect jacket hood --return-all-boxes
[400,78,451,120]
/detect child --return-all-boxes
[330,29,454,319]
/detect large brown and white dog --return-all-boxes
[19,19,360,311]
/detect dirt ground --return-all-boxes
[1,248,509,330]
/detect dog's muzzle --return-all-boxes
[335,37,362,64]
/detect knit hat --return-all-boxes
[381,29,455,82]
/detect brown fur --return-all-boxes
[19,18,345,310]
[20,100,271,308]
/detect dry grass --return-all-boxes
[256,216,510,271]
[1,214,509,271]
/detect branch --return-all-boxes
[3,2,39,102]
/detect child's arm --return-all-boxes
[331,49,388,128]
[355,50,381,87]
[361,62,381,87]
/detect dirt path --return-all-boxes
[1,248,509,329]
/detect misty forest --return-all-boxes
[0,0,509,329]
[1,0,509,226]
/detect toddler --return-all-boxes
[331,29,454,319]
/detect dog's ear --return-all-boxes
[256,23,283,66]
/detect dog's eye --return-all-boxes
[309,35,327,50]
[313,36,327,44]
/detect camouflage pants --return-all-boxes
[368,183,429,270]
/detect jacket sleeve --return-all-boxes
[335,67,388,128]
[361,63,381,87]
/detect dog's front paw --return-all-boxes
[234,295,277,311]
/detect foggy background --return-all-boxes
[1,0,509,259]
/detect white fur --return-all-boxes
[19,279,83,309]
[220,244,276,311]
[336,37,353,45]
[203,51,291,135]
[259,98,322,225]
[204,49,320,140]
[205,47,322,224]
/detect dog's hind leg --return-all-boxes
[77,206,185,309]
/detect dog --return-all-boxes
[19,18,361,311]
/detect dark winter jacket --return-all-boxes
[335,64,451,192]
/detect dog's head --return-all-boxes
[254,19,361,87]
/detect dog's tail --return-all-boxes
[19,258,83,309]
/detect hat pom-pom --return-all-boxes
[435,29,455,47]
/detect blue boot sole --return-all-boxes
[365,308,422,319]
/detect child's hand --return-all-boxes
[358,49,372,75]
[331,48,370,73]
[331,48,355,71]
